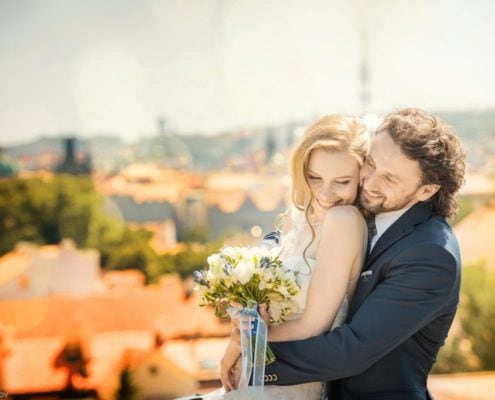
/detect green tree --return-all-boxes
[0,175,120,255]
[173,241,222,279]
[0,175,226,283]
[459,263,495,369]
[432,334,480,374]
[433,263,495,373]
[450,196,475,226]
[99,228,169,283]
[0,175,165,282]
[178,225,209,243]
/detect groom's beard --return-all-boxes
[359,187,418,215]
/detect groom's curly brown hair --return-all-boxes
[377,108,466,219]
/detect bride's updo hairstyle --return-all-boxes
[289,115,370,263]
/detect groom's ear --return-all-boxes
[417,183,441,201]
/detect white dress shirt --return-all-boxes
[369,205,414,251]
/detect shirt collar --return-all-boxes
[375,204,414,239]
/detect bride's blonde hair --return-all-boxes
[288,115,370,264]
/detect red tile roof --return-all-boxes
[0,276,230,339]
[3,331,229,396]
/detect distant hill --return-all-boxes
[6,136,68,158]
[4,126,295,172]
[4,110,495,172]
[437,110,495,142]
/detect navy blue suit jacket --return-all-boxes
[263,201,461,400]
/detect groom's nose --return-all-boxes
[362,170,380,192]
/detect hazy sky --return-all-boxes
[1,0,494,145]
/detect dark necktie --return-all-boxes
[366,214,377,254]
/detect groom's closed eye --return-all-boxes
[385,175,396,184]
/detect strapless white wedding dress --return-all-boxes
[201,208,350,400]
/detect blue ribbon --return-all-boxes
[227,300,267,397]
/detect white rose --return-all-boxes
[261,268,276,282]
[243,248,258,265]
[207,263,225,282]
[277,286,291,299]
[222,247,238,259]
[232,259,254,284]
[268,300,283,323]
[207,253,221,265]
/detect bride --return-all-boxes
[211,115,371,399]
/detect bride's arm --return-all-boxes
[268,205,365,342]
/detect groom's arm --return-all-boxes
[263,243,459,385]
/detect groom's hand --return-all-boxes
[229,301,242,346]
[221,314,243,392]
[225,303,270,391]
[220,356,239,391]
[232,356,242,389]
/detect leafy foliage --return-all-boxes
[0,175,222,283]
[178,225,209,243]
[0,175,120,255]
[172,242,222,279]
[99,228,165,283]
[450,196,475,226]
[458,264,495,369]
[434,263,495,373]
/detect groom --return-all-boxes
[239,108,465,400]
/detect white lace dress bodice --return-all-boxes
[203,207,351,400]
[254,208,348,399]
[283,255,349,328]
[278,207,349,328]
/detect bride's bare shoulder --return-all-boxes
[323,205,365,225]
[320,206,366,253]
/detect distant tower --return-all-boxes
[265,130,276,164]
[286,123,296,148]
[158,118,166,137]
[359,47,370,112]
[355,0,371,113]
[140,117,193,170]
[56,138,92,175]
[61,138,76,168]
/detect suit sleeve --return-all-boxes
[264,243,460,385]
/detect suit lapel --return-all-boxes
[363,202,433,270]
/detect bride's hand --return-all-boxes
[220,336,241,391]
[229,301,242,330]
[230,301,269,328]
[259,303,270,327]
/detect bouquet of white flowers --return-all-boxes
[194,245,300,367]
